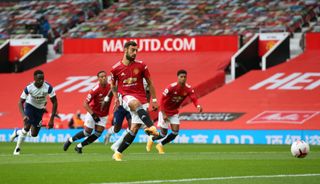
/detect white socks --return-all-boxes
[16,129,31,148]
[111,128,130,151]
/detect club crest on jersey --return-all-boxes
[133,68,139,75]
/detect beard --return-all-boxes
[126,53,136,61]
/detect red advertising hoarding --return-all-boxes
[63,35,238,54]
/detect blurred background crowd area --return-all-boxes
[0,0,319,45]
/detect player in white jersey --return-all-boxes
[10,70,58,155]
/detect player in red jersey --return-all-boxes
[146,69,203,154]
[110,41,159,161]
[63,71,113,153]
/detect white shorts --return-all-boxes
[122,95,149,124]
[84,112,108,129]
[157,111,180,129]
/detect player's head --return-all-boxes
[97,70,107,86]
[33,70,44,88]
[177,69,187,85]
[124,41,138,62]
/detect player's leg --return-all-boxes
[63,112,93,151]
[10,124,30,142]
[104,106,126,144]
[146,127,167,152]
[13,123,31,155]
[13,121,41,155]
[159,125,179,144]
[157,114,180,154]
[75,115,107,153]
[110,109,132,149]
[13,104,43,155]
[74,126,102,153]
[126,111,132,129]
[28,109,43,137]
[110,128,129,152]
[73,126,93,153]
[117,124,140,152]
[112,122,141,161]
[123,95,158,136]
[146,111,168,152]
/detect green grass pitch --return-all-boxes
[0,142,320,184]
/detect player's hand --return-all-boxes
[91,113,101,122]
[100,95,111,111]
[48,120,54,129]
[197,105,203,113]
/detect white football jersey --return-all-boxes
[20,82,56,109]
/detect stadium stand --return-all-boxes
[0,0,318,43]
[62,0,319,41]
[0,1,101,42]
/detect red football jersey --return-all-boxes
[110,60,150,104]
[161,82,199,116]
[85,83,112,117]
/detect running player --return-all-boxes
[146,69,203,154]
[63,70,112,153]
[10,70,58,155]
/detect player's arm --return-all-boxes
[18,98,28,123]
[101,89,113,111]
[19,88,29,123]
[189,89,202,112]
[110,72,119,109]
[48,96,58,129]
[143,78,151,103]
[83,92,100,122]
[83,99,94,115]
[145,77,158,111]
[110,82,120,109]
[47,86,57,129]
[105,89,113,102]
[160,87,170,121]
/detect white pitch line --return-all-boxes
[0,152,280,157]
[92,173,320,184]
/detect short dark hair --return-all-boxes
[97,70,106,77]
[34,70,44,76]
[124,41,137,49]
[177,69,187,76]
